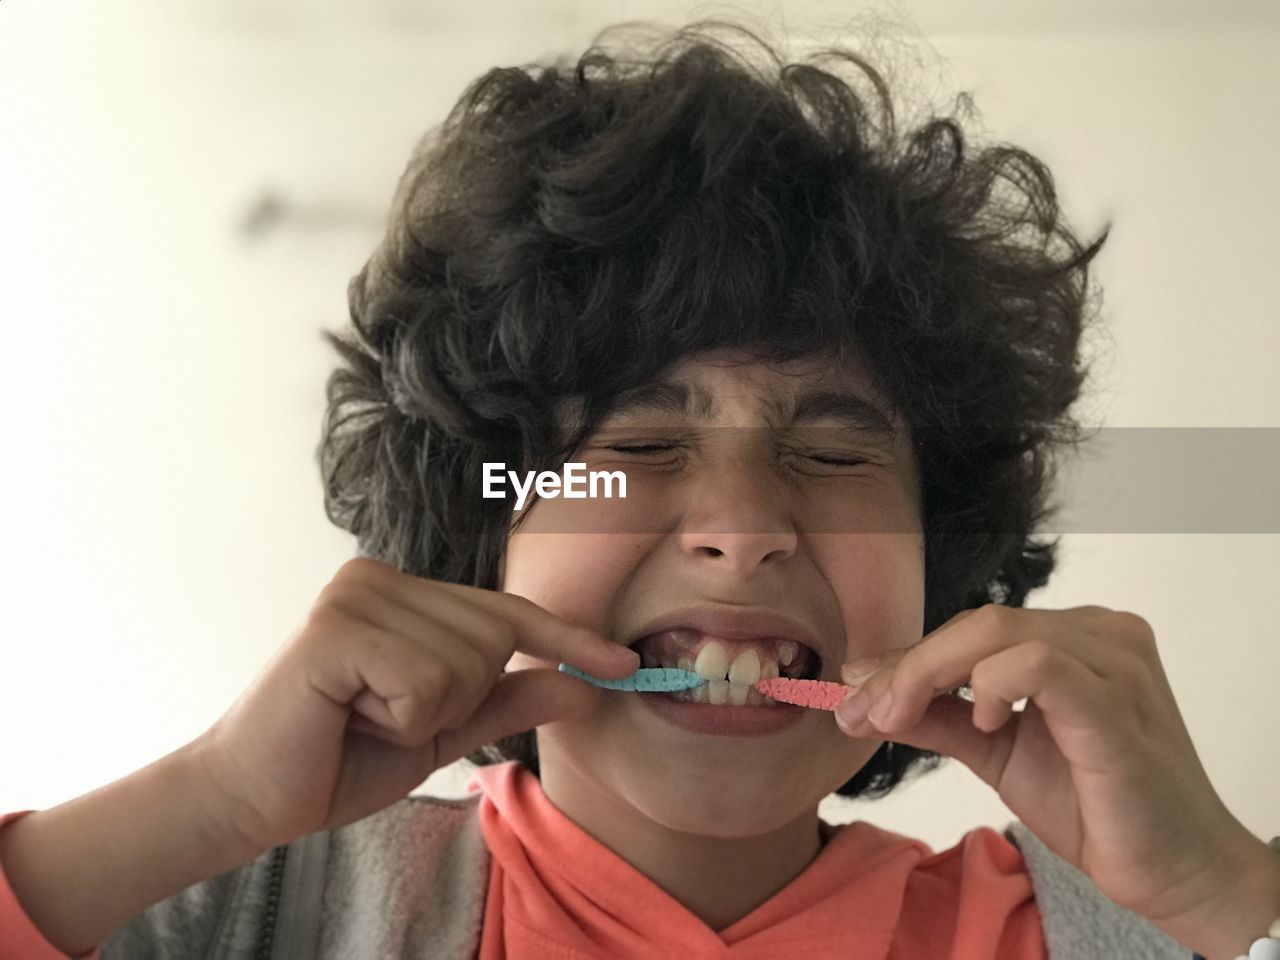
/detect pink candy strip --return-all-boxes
[754,677,853,711]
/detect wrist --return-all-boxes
[0,740,268,957]
[1156,830,1280,960]
[181,732,274,866]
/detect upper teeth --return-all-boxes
[727,648,761,685]
[650,639,801,705]
[691,640,802,682]
[634,630,814,705]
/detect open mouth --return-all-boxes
[629,630,822,706]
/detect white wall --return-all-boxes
[1,1,1276,855]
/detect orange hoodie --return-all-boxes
[1,766,1046,959]
[471,761,1047,960]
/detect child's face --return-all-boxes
[500,346,924,837]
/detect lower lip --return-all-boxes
[637,690,808,736]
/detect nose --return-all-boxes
[678,465,798,574]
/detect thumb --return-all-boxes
[868,692,1014,791]
[434,667,602,769]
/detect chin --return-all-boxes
[617,768,817,838]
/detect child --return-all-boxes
[3,18,1278,960]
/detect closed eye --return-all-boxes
[805,455,867,466]
[607,444,675,455]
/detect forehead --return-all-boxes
[659,347,882,404]
[596,347,903,437]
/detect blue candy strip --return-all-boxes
[558,663,706,692]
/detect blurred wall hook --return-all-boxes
[237,188,385,242]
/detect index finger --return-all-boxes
[429,580,640,679]
[840,606,984,686]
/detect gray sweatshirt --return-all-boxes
[98,792,1193,959]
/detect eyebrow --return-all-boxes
[603,380,715,420]
[602,380,898,440]
[786,390,898,440]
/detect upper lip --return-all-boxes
[627,604,823,662]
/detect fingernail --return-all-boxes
[842,658,881,686]
[868,691,895,728]
[835,689,871,730]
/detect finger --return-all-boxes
[971,682,1018,734]
[331,624,491,735]
[840,606,984,686]
[417,581,638,678]
[837,692,1021,791]
[877,608,1154,738]
[325,579,502,695]
[965,640,1114,739]
[344,561,638,678]
[847,631,1123,783]
[434,667,604,769]
[333,574,530,676]
[870,606,1086,734]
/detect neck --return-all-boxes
[539,762,826,931]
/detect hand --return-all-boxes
[193,557,638,855]
[833,603,1269,943]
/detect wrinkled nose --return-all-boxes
[677,466,797,574]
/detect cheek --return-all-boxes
[500,531,650,664]
[816,532,925,655]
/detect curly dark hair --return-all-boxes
[317,19,1109,799]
